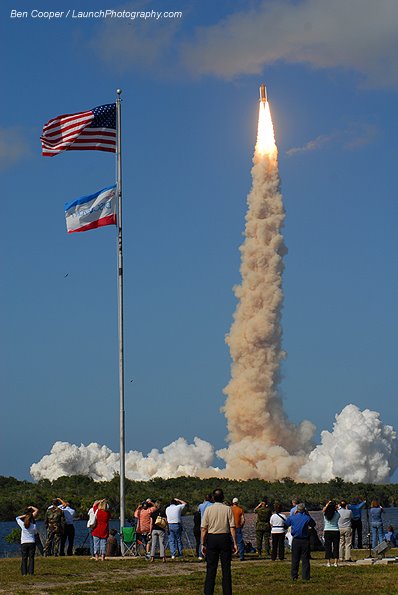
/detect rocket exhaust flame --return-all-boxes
[255,101,277,158]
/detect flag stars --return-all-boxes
[91,104,116,129]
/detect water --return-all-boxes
[2,509,397,557]
[0,518,195,558]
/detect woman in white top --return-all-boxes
[270,503,287,560]
[16,506,39,575]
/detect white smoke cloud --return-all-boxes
[180,0,398,87]
[286,123,378,156]
[87,0,398,88]
[31,405,398,484]
[30,437,216,482]
[90,0,398,86]
[299,405,398,483]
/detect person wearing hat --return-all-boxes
[254,497,272,557]
[285,503,316,581]
[231,498,245,561]
[134,498,158,554]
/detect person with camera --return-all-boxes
[92,499,111,561]
[44,499,65,556]
[150,502,168,562]
[270,502,287,561]
[323,499,340,567]
[57,497,76,556]
[254,497,272,557]
[16,505,39,575]
[134,498,158,555]
[166,497,187,559]
[285,503,316,581]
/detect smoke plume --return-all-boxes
[30,437,215,482]
[299,404,398,483]
[30,99,398,486]
[218,101,315,480]
[30,404,398,484]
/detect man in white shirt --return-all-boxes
[58,498,76,556]
[201,489,238,595]
[165,497,187,559]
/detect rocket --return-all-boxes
[259,83,268,103]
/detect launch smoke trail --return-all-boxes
[218,98,314,480]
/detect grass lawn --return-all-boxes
[1,550,398,594]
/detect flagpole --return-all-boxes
[116,88,126,544]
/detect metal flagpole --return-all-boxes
[116,89,126,547]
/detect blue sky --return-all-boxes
[2,0,398,480]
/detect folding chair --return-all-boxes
[121,526,137,556]
[121,526,147,557]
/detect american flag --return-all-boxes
[41,103,116,157]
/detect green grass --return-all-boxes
[1,550,398,594]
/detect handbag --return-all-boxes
[155,515,168,530]
[87,508,98,530]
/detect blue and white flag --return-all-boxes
[65,184,117,233]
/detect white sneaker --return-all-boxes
[326,562,331,567]
[334,562,338,567]
[171,556,175,559]
[198,557,203,561]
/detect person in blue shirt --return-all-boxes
[348,498,366,549]
[369,500,384,549]
[198,494,214,559]
[385,525,397,547]
[289,498,299,516]
[285,503,316,581]
[199,494,214,518]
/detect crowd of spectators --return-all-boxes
[15,491,395,594]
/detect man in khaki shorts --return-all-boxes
[201,489,238,595]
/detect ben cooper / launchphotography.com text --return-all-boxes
[9,9,183,20]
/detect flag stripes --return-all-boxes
[41,104,116,156]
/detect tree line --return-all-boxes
[1,474,398,521]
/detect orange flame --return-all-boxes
[255,101,277,157]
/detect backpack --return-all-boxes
[87,508,97,530]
